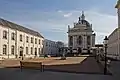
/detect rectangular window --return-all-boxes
[35,48,37,55]
[26,36,29,43]
[31,37,33,43]
[26,47,28,54]
[11,32,15,40]
[3,30,7,39]
[20,34,22,42]
[42,40,44,45]
[11,45,14,55]
[3,44,7,55]
[35,38,37,44]
[39,39,40,44]
[31,47,33,54]
[41,48,43,54]
[39,48,41,55]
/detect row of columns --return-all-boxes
[69,35,93,49]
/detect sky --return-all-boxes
[0,0,118,44]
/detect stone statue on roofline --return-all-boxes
[115,0,120,8]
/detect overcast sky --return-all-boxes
[0,0,118,44]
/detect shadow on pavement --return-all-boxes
[3,57,112,75]
[43,57,112,75]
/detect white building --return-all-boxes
[43,40,64,56]
[107,28,120,60]
[107,0,120,60]
[67,11,95,54]
[0,18,44,59]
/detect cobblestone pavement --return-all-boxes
[0,57,106,74]
[43,57,105,74]
[0,57,86,67]
[0,68,114,80]
[108,61,120,80]
[0,57,115,80]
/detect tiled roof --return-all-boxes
[0,18,44,38]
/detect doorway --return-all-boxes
[78,47,82,54]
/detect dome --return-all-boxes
[81,20,91,27]
[77,11,91,27]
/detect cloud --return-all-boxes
[3,9,117,44]
[63,13,73,18]
[57,10,63,13]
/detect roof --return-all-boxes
[81,20,91,27]
[0,18,44,38]
[108,28,118,39]
[115,0,120,8]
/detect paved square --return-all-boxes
[0,57,115,80]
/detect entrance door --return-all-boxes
[87,47,90,54]
[78,47,81,54]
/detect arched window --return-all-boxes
[39,39,41,44]
[77,36,82,45]
[11,32,15,40]
[26,47,28,54]
[87,36,91,45]
[3,30,7,39]
[35,48,37,55]
[20,47,23,56]
[26,36,29,42]
[31,37,33,43]
[39,48,41,55]
[11,45,15,55]
[31,47,33,54]
[35,38,37,44]
[20,34,22,42]
[69,36,73,46]
[3,44,7,54]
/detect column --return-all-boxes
[76,35,79,47]
[81,35,83,48]
[74,35,77,49]
[73,36,75,49]
[83,35,85,49]
[68,35,70,47]
[85,35,87,49]
[91,35,92,47]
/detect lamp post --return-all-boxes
[104,36,108,75]
[96,46,99,62]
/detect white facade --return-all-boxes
[0,18,44,59]
[67,12,95,54]
[107,28,120,60]
[107,0,120,60]
[43,40,64,55]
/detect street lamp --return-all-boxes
[104,36,109,75]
